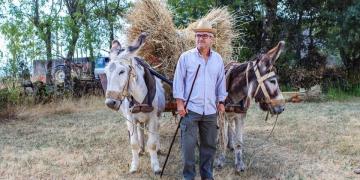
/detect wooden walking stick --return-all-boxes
[160,64,201,178]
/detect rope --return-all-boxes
[121,108,279,150]
[221,111,279,149]
[218,111,280,169]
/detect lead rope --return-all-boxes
[221,112,279,149]
[247,113,279,168]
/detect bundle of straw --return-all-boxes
[126,0,237,79]
[180,7,237,64]
[126,0,180,79]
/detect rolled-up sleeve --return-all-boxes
[173,54,186,101]
[216,59,228,102]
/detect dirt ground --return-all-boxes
[0,97,359,179]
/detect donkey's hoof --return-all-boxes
[215,160,225,169]
[138,150,146,156]
[129,164,138,174]
[215,154,226,169]
[156,149,163,155]
[354,167,360,174]
[235,163,246,173]
[228,144,235,151]
[154,170,161,175]
[216,164,224,169]
[154,168,162,175]
[152,163,162,175]
[129,169,137,174]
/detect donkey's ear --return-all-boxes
[266,41,285,65]
[127,32,148,53]
[112,40,121,49]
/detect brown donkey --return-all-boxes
[215,41,286,173]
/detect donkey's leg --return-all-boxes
[227,119,235,151]
[137,123,146,156]
[234,113,246,173]
[215,114,228,169]
[156,120,161,154]
[147,117,161,174]
[127,121,140,173]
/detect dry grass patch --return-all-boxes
[0,98,359,179]
[0,105,17,121]
[14,96,105,120]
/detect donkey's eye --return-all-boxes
[270,79,276,84]
[119,70,125,75]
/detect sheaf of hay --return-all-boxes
[126,0,238,79]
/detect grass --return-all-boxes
[326,88,353,101]
[0,96,360,179]
[280,84,297,92]
[326,85,360,101]
[349,84,360,96]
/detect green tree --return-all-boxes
[92,0,129,48]
[299,0,360,85]
[31,0,62,84]
[64,0,85,60]
[330,1,360,84]
[0,3,37,81]
[168,0,216,27]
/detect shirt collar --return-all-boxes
[193,48,213,57]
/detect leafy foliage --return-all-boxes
[0,0,359,100]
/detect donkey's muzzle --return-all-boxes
[268,98,285,114]
[105,98,122,111]
[272,105,285,114]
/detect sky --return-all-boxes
[0,0,14,67]
[0,24,128,64]
[0,34,6,56]
[0,0,130,65]
[0,34,8,74]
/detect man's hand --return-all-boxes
[176,99,188,117]
[177,107,188,117]
[217,103,225,113]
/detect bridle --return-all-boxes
[105,60,137,103]
[245,59,285,108]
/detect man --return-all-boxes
[173,20,227,180]
[111,39,155,113]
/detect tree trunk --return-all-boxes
[109,22,114,49]
[261,0,277,52]
[45,25,52,85]
[346,64,360,85]
[340,47,360,85]
[64,0,83,89]
[67,31,79,60]
[295,11,303,60]
[33,0,53,84]
[308,12,315,50]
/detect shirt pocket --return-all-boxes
[186,62,200,75]
[207,64,220,80]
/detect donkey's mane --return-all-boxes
[225,53,267,104]
[231,62,248,75]
[229,53,262,75]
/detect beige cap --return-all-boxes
[192,20,216,34]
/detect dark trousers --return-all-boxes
[180,110,218,180]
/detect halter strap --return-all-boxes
[120,65,136,99]
[105,60,137,101]
[245,62,250,87]
[253,65,274,102]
